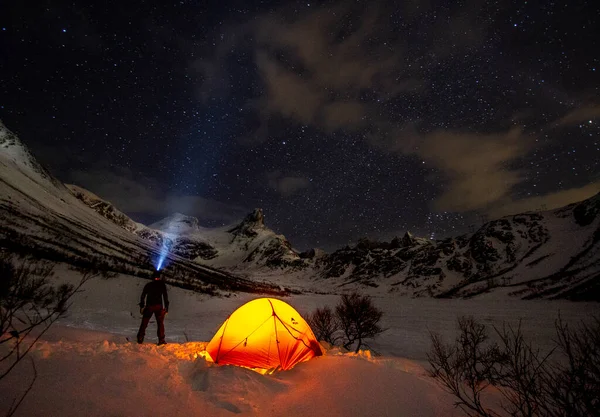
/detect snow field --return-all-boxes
[0,266,597,417]
[1,325,467,417]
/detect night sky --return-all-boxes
[1,1,599,251]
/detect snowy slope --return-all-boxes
[0,120,284,296]
[66,184,146,233]
[0,325,466,417]
[1,266,597,417]
[0,120,64,188]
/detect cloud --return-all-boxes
[419,128,529,212]
[254,50,325,126]
[375,182,600,240]
[488,182,600,218]
[556,105,600,126]
[185,2,546,215]
[267,171,311,197]
[370,126,531,212]
[254,6,401,91]
[322,101,368,132]
[381,124,598,216]
[69,168,247,224]
[253,49,371,133]
[247,4,419,134]
[188,1,494,141]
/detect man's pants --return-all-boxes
[137,305,166,343]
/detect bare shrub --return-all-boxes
[492,322,551,416]
[307,306,340,345]
[427,316,502,417]
[544,317,600,416]
[1,257,96,416]
[307,292,385,352]
[336,291,385,353]
[427,315,600,417]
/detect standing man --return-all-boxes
[137,270,169,345]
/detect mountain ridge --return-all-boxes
[0,120,285,296]
[72,175,600,300]
[1,120,598,300]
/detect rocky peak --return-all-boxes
[228,208,265,238]
[244,208,264,227]
[356,237,379,250]
[401,231,415,247]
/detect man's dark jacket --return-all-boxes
[139,280,169,311]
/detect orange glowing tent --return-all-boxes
[204,298,323,371]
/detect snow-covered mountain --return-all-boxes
[64,164,600,300]
[68,184,304,271]
[137,194,600,301]
[65,187,300,271]
[0,120,283,296]
[304,196,600,300]
[149,208,303,270]
[2,120,598,300]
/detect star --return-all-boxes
[0,0,597,250]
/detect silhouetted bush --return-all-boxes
[309,291,385,353]
[336,292,385,352]
[428,316,504,417]
[0,257,96,416]
[546,317,600,416]
[307,306,340,345]
[427,315,600,417]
